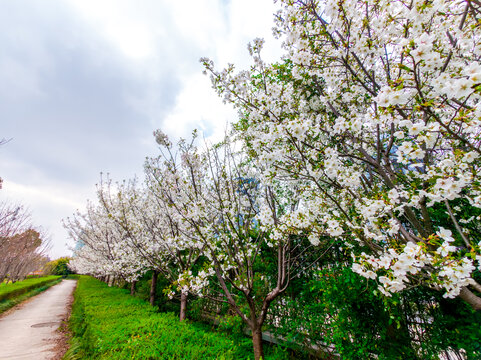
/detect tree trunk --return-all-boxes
[251,326,264,360]
[130,281,136,295]
[459,286,481,311]
[150,270,158,306]
[179,292,187,321]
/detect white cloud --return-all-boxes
[0,0,286,259]
[68,0,161,60]
[123,0,283,141]
[4,182,85,210]
[161,72,235,142]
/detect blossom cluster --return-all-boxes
[201,0,481,307]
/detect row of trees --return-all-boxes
[1,139,50,281]
[66,133,316,359]
[0,202,50,282]
[68,0,481,359]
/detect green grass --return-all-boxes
[0,276,61,301]
[66,276,290,360]
[0,276,62,314]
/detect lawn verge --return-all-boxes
[65,276,290,359]
[0,276,62,315]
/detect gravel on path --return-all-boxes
[0,279,77,360]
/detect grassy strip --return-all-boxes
[66,276,289,360]
[0,278,62,314]
[0,275,61,302]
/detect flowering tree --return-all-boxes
[202,0,481,310]
[69,163,205,319]
[153,132,321,359]
[65,198,143,283]
[143,134,207,320]
[95,178,168,300]
[0,202,49,282]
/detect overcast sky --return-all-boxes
[0,0,282,258]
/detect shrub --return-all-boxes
[43,257,73,276]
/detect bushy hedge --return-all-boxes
[0,275,61,302]
[268,265,481,360]
[43,257,73,276]
[68,276,286,359]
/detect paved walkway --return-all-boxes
[0,279,77,360]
